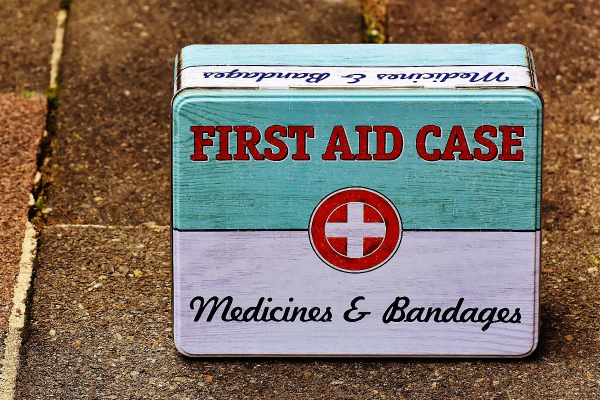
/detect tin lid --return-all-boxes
[174,44,538,93]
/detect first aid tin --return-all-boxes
[171,44,542,357]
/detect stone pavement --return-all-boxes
[0,0,58,397]
[4,0,600,399]
[0,0,56,94]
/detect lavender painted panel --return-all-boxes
[173,230,538,357]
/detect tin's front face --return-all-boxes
[172,87,541,357]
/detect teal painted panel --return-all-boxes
[177,44,530,73]
[172,89,542,230]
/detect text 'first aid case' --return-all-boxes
[171,44,542,357]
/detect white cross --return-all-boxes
[325,202,387,258]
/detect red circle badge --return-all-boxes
[309,187,402,273]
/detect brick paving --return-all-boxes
[0,93,46,367]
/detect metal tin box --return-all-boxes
[172,44,542,357]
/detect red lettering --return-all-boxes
[234,126,265,161]
[498,126,524,161]
[215,126,233,161]
[190,126,215,161]
[355,126,372,160]
[322,126,355,160]
[373,126,403,160]
[264,125,289,161]
[441,126,474,161]
[473,125,498,161]
[416,125,441,161]
[288,126,314,161]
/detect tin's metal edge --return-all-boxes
[533,67,544,356]
[175,49,183,93]
[177,62,531,71]
[173,85,543,95]
[171,85,546,104]
[521,230,541,358]
[508,86,543,355]
[170,84,175,341]
[172,352,539,359]
[525,46,539,90]
[171,50,182,340]
[518,59,543,356]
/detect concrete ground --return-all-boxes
[4,0,600,398]
[0,0,57,395]
[0,0,56,94]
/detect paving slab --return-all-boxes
[0,0,58,93]
[44,0,361,227]
[388,0,600,233]
[0,93,46,358]
[15,225,600,399]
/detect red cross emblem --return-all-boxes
[309,187,402,273]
